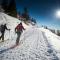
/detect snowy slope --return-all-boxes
[39,28,60,51]
[0,12,30,40]
[39,28,60,59]
[0,13,60,60]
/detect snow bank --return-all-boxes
[39,28,60,59]
[39,28,60,51]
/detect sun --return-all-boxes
[56,10,60,18]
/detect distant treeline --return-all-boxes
[43,26,60,36]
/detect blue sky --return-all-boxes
[15,0,60,29]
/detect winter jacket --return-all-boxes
[0,25,9,33]
[15,24,25,32]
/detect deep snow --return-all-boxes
[0,12,60,60]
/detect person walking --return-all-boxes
[0,24,10,42]
[15,22,25,45]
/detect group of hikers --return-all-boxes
[0,22,25,45]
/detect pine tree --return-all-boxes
[0,5,4,12]
[7,0,17,17]
[2,0,17,17]
[1,0,8,12]
[31,18,36,24]
[22,7,30,21]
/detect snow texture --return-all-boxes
[0,12,60,60]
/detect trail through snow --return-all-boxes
[0,12,60,60]
[0,27,59,60]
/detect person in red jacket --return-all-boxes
[15,22,25,45]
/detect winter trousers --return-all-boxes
[16,31,21,45]
[0,32,4,42]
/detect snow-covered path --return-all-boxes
[0,27,59,60]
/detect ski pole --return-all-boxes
[8,29,10,40]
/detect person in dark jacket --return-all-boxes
[15,22,25,45]
[0,24,10,42]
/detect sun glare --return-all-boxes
[56,10,60,18]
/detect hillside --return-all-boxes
[0,12,60,60]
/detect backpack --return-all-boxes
[15,24,22,32]
[0,25,5,32]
